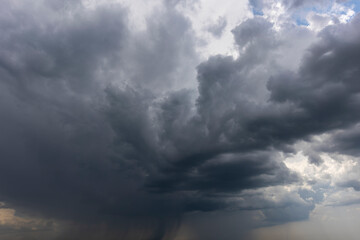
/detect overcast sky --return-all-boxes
[0,0,360,239]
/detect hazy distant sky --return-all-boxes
[0,0,360,239]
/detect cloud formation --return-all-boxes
[0,0,360,239]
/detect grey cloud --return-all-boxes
[0,0,190,236]
[250,0,344,13]
[207,17,227,38]
[0,0,126,219]
[232,17,279,67]
[338,180,360,191]
[317,125,360,156]
[268,14,360,135]
[232,16,275,48]
[261,202,314,224]
[121,6,198,93]
[327,198,360,207]
[149,13,360,224]
[1,0,360,239]
[282,0,329,9]
[304,150,324,165]
[0,0,210,238]
[147,14,360,219]
[298,188,325,204]
[249,0,264,13]
[226,187,319,224]
[147,152,298,193]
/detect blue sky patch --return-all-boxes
[344,0,360,13]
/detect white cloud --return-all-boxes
[175,0,252,58]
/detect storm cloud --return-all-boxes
[0,0,360,239]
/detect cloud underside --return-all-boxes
[0,0,360,239]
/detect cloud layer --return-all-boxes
[0,0,360,239]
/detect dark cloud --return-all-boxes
[1,0,360,238]
[148,152,298,193]
[0,0,189,238]
[317,125,360,156]
[0,0,126,219]
[268,14,360,133]
[149,13,360,224]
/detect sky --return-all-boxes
[0,0,360,239]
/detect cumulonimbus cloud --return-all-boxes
[0,0,359,239]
